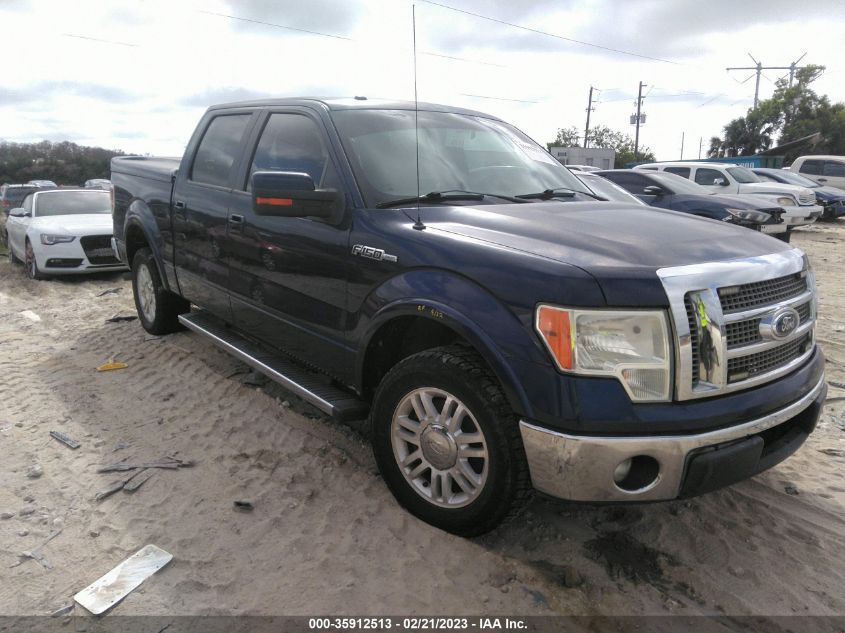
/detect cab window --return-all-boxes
[799,160,823,176]
[695,168,724,185]
[246,113,338,191]
[191,114,252,187]
[664,166,690,178]
[823,161,845,178]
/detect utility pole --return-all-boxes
[698,137,703,159]
[584,86,595,149]
[680,132,685,160]
[727,53,808,108]
[633,81,645,162]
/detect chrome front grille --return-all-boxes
[799,191,815,205]
[724,300,812,349]
[727,334,813,383]
[657,249,816,401]
[718,273,807,313]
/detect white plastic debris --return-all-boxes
[74,544,172,615]
[19,310,41,322]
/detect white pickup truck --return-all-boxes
[635,162,822,229]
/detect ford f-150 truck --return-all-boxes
[111,98,826,536]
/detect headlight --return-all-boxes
[535,306,672,402]
[723,208,771,223]
[40,234,76,245]
[776,196,796,206]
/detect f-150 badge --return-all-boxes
[351,244,398,263]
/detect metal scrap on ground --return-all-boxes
[94,456,192,500]
[11,529,63,569]
[97,288,122,297]
[74,544,173,615]
[96,359,128,372]
[50,431,81,449]
[105,314,137,323]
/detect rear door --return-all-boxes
[171,111,257,320]
[227,108,353,375]
[820,159,845,191]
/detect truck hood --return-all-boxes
[421,201,791,272]
[740,182,813,198]
[701,193,782,210]
[31,214,113,235]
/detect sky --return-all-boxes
[1,0,844,161]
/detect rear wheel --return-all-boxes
[25,240,46,280]
[131,247,189,334]
[371,345,532,536]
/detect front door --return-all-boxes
[228,109,353,377]
[171,112,254,321]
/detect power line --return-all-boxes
[62,33,138,47]
[198,9,505,69]
[726,52,808,108]
[460,93,538,103]
[418,0,681,65]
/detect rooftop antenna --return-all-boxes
[412,4,425,230]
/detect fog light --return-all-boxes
[613,455,660,492]
[613,458,633,484]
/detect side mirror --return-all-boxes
[642,185,663,196]
[713,178,728,186]
[252,171,344,223]
[9,207,29,218]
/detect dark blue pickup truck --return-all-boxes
[111,98,826,535]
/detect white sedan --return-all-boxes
[6,188,127,279]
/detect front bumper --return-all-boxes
[35,238,127,274]
[519,374,825,502]
[784,205,823,227]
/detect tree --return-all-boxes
[546,124,654,165]
[708,65,845,162]
[0,140,125,185]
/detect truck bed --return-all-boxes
[111,156,181,183]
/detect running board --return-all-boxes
[178,311,369,422]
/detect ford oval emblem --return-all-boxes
[760,306,800,340]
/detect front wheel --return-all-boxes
[131,247,189,335]
[25,240,46,280]
[371,345,532,536]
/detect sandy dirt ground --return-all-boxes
[0,224,844,619]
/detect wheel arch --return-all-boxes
[358,301,533,419]
[124,199,171,291]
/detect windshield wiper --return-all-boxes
[516,187,602,201]
[376,190,526,209]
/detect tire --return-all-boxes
[24,240,46,280]
[370,345,532,536]
[8,241,20,264]
[131,247,190,335]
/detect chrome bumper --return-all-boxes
[518,375,825,502]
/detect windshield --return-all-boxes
[760,170,818,188]
[577,174,645,205]
[726,167,760,183]
[649,172,713,195]
[332,109,592,207]
[34,191,111,217]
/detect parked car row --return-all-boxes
[3,181,125,279]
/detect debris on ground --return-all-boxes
[233,500,254,512]
[11,529,62,569]
[74,544,172,615]
[96,359,128,372]
[19,505,36,516]
[19,310,41,322]
[97,288,122,297]
[105,314,137,323]
[0,511,14,520]
[50,604,74,618]
[95,456,191,500]
[240,370,268,387]
[784,484,800,496]
[50,431,81,449]
[26,463,43,479]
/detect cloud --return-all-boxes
[0,81,137,106]
[217,0,362,37]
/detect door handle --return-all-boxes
[174,200,187,210]
[817,178,827,183]
[229,214,244,225]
